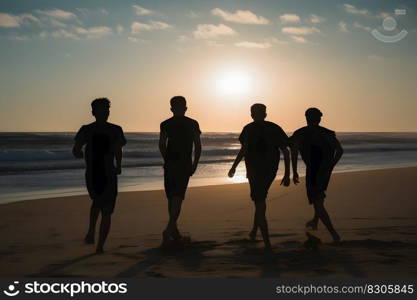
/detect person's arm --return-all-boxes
[280,146,291,186]
[72,126,85,159]
[72,141,84,159]
[191,132,202,176]
[159,129,168,165]
[228,145,246,178]
[290,137,300,185]
[115,127,127,175]
[332,135,344,169]
[115,145,123,175]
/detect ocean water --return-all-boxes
[1,132,417,204]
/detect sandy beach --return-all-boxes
[1,167,417,278]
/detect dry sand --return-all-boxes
[1,167,417,278]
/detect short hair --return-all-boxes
[305,107,322,118]
[251,103,266,114]
[91,98,110,111]
[170,96,186,109]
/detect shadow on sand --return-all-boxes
[28,237,417,278]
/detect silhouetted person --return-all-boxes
[290,108,343,243]
[73,98,127,253]
[228,104,290,252]
[159,96,202,246]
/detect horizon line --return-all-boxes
[1,131,417,134]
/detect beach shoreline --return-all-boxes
[2,164,417,205]
[1,166,417,278]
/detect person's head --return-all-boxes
[170,96,187,116]
[250,103,267,122]
[91,98,110,122]
[305,107,322,126]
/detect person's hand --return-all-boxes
[190,163,198,176]
[293,172,300,185]
[73,150,83,159]
[116,166,122,175]
[228,167,236,178]
[280,175,290,187]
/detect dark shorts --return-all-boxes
[306,166,332,204]
[247,171,277,202]
[86,172,117,214]
[164,164,191,200]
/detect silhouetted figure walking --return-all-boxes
[73,98,127,253]
[229,104,290,252]
[290,108,343,242]
[159,96,202,247]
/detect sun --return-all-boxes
[216,69,252,96]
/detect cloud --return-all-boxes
[0,13,21,27]
[51,29,79,39]
[309,14,325,24]
[20,14,41,24]
[343,4,389,19]
[131,21,172,34]
[132,5,155,16]
[177,35,190,42]
[128,37,146,43]
[343,4,369,16]
[291,36,308,43]
[36,9,76,20]
[265,37,287,45]
[353,21,371,32]
[338,21,349,32]
[211,8,270,25]
[235,41,272,49]
[0,12,41,27]
[39,29,78,39]
[39,31,48,39]
[279,14,300,24]
[50,19,67,27]
[74,26,113,38]
[10,34,30,41]
[76,8,109,16]
[282,26,320,35]
[193,23,237,39]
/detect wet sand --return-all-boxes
[1,167,417,278]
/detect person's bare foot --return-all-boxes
[305,219,318,230]
[331,232,341,244]
[84,233,95,244]
[264,245,273,254]
[248,230,257,241]
[160,230,171,248]
[171,228,183,242]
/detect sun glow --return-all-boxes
[215,69,252,96]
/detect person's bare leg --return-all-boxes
[313,199,340,242]
[96,212,111,253]
[249,213,258,240]
[85,205,100,244]
[255,201,271,250]
[163,196,183,243]
[306,211,319,230]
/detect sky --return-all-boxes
[0,0,416,132]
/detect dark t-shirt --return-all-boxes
[75,122,127,176]
[160,116,201,167]
[290,126,337,170]
[239,121,288,176]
